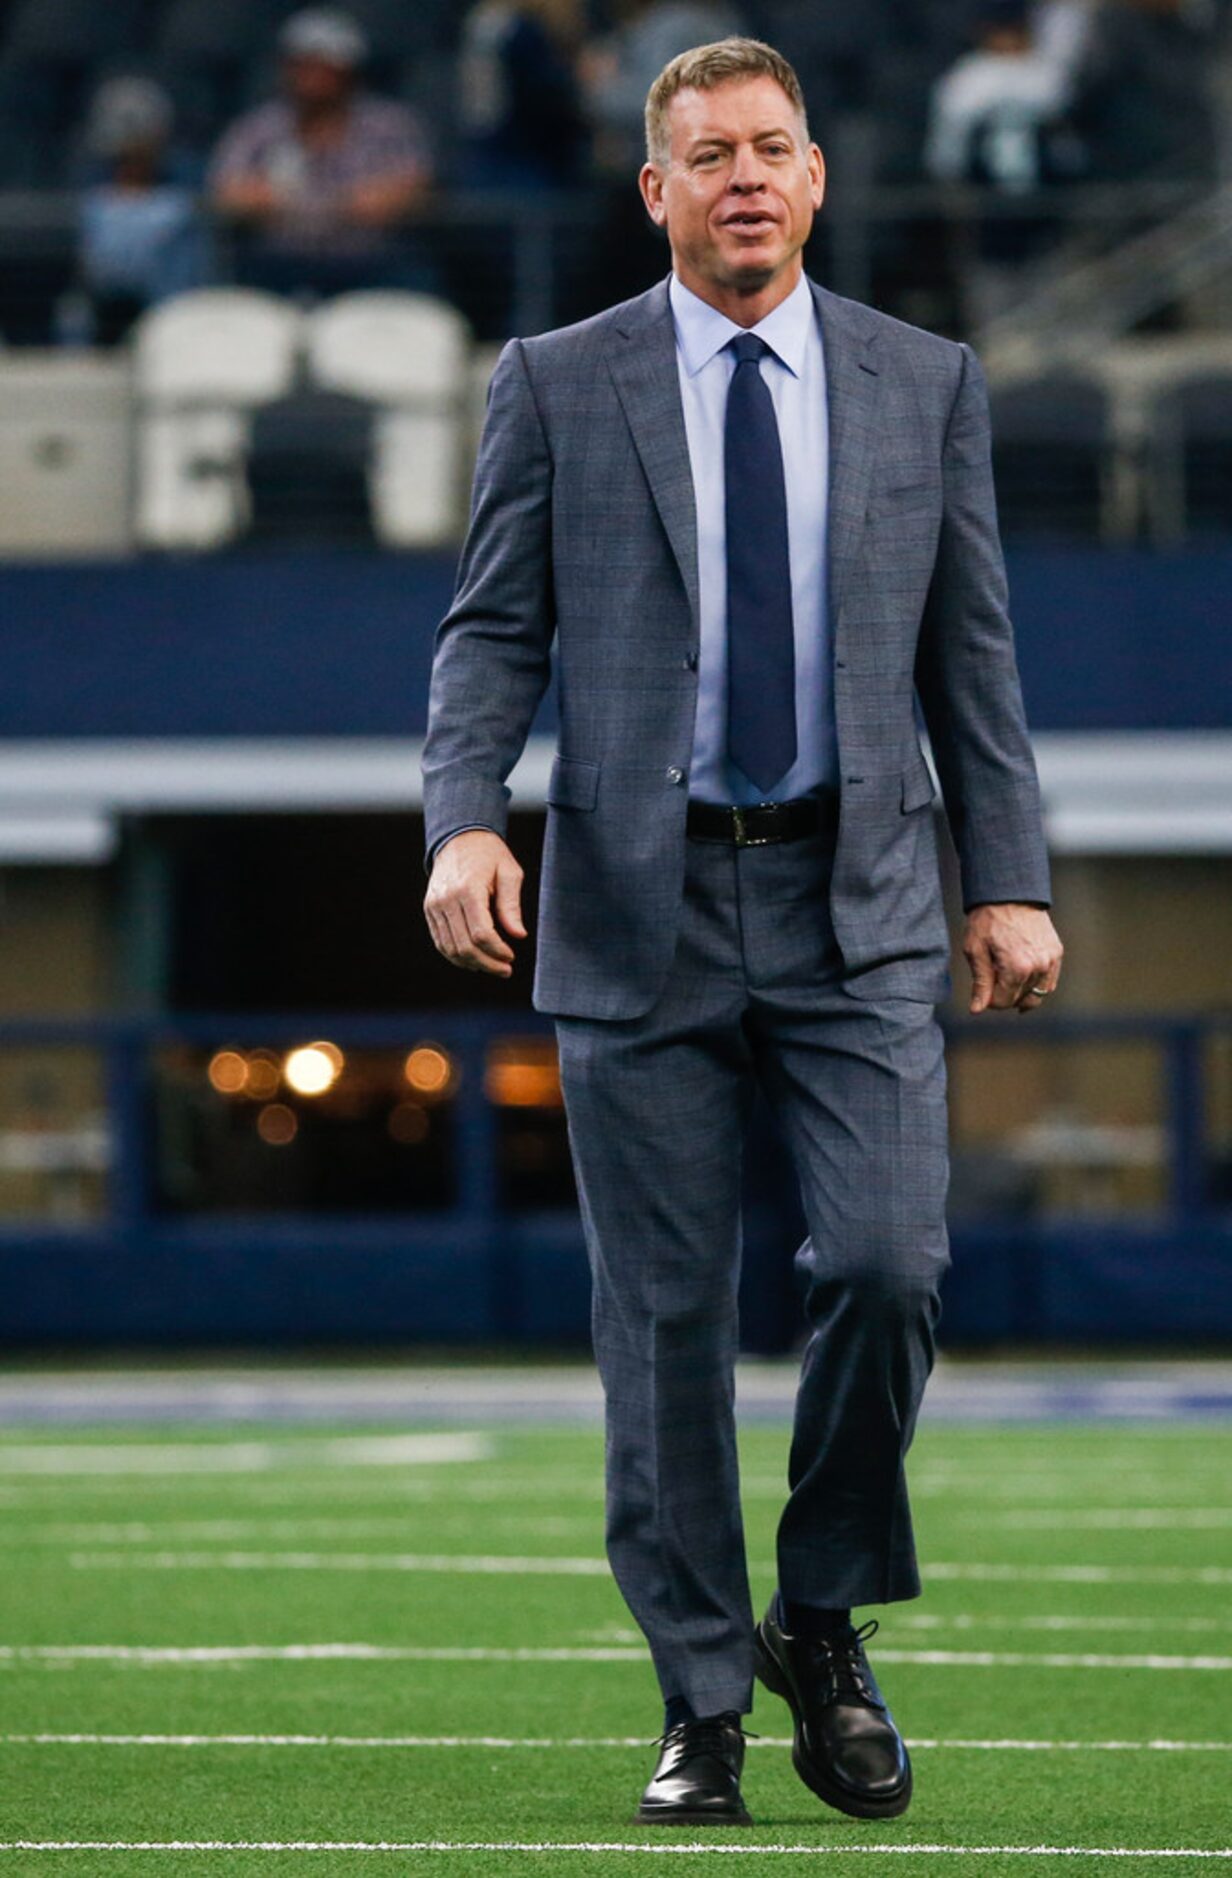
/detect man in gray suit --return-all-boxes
[423,36,1062,1829]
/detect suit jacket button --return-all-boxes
[683,650,699,670]
[666,765,686,785]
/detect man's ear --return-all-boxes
[809,143,826,213]
[639,161,667,228]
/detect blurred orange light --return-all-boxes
[404,1045,453,1097]
[284,1045,340,1096]
[310,1040,345,1074]
[388,1101,429,1144]
[484,1039,564,1109]
[257,1102,297,1145]
[207,1050,248,1095]
[245,1051,282,1100]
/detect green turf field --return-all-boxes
[0,1416,1229,1876]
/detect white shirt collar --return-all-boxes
[668,269,814,380]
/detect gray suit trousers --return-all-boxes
[554,818,951,1719]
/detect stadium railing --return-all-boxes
[0,1008,1227,1351]
[0,179,1214,349]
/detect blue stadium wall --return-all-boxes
[2,542,1231,737]
[0,543,1229,1349]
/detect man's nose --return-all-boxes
[729,147,768,191]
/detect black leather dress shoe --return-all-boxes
[633,1711,754,1826]
[753,1604,912,1819]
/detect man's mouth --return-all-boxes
[723,211,776,230]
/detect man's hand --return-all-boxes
[963,903,1063,1015]
[211,175,286,224]
[344,170,430,228]
[424,830,527,978]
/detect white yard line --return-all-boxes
[0,1643,645,1664]
[0,1435,491,1475]
[928,1562,1232,1585]
[891,1615,1232,1634]
[63,1550,1232,1588]
[1,1517,595,1544]
[0,1476,602,1506]
[3,1732,1231,1754]
[2,1642,1229,1671]
[16,1512,1232,1545]
[66,1550,616,1574]
[2,1839,1231,1858]
[1,1471,1228,1508]
[977,1510,1232,1529]
[872,1651,1232,1671]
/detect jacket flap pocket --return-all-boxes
[547,754,601,811]
[901,756,937,812]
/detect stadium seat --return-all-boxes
[247,387,376,545]
[987,370,1113,540]
[155,0,285,145]
[305,291,470,548]
[2,0,148,61]
[133,287,303,550]
[1145,369,1232,543]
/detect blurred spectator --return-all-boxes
[924,0,1088,328]
[1070,0,1218,180]
[1033,0,1096,76]
[582,0,746,176]
[457,0,590,189]
[924,0,1082,191]
[208,7,435,299]
[69,76,209,347]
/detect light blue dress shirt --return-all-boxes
[669,269,836,805]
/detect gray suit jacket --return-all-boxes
[422,274,1051,1020]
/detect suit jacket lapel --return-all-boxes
[811,279,882,626]
[603,275,883,637]
[605,279,700,628]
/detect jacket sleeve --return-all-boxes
[914,340,1052,909]
[421,336,556,872]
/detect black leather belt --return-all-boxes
[686,792,838,846]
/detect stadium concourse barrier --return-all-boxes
[0,1009,1227,1353]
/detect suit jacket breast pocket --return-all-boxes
[871,465,939,525]
[866,477,939,524]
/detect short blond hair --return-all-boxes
[644,37,809,168]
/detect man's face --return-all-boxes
[283,54,353,110]
[640,76,825,301]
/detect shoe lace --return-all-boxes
[805,1617,881,1705]
[651,1713,760,1761]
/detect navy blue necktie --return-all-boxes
[724,332,796,795]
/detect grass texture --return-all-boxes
[0,1415,1228,1876]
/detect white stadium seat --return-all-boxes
[134,288,302,405]
[132,289,303,550]
[305,291,471,548]
[306,289,469,403]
